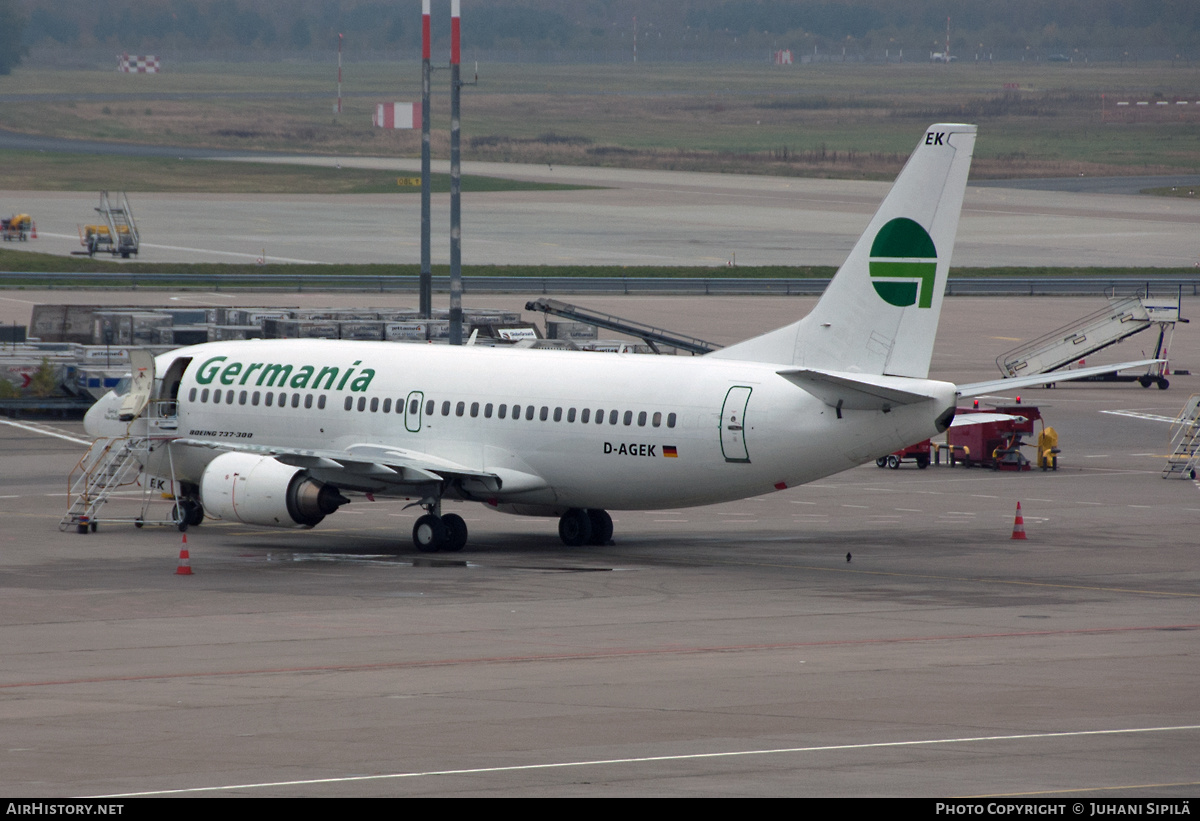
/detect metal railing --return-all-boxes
[1,272,1199,296]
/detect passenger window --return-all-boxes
[188,388,197,402]
[426,399,434,416]
[238,390,246,405]
[441,401,450,416]
[370,397,379,412]
[595,409,603,424]
[278,392,287,406]
[306,394,314,409]
[382,398,390,413]
[623,410,632,426]
[357,397,366,411]
[200,388,209,402]
[526,405,536,421]
[470,402,479,418]
[553,407,562,422]
[411,399,420,415]
[456,401,465,417]
[292,394,300,408]
[227,390,236,404]
[511,404,520,420]
[667,412,677,428]
[318,395,326,409]
[264,392,272,407]
[609,410,618,425]
[652,411,662,427]
[251,391,260,406]
[499,404,508,419]
[580,408,590,424]
[344,396,353,411]
[484,403,493,418]
[567,408,575,423]
[539,406,548,422]
[638,411,646,427]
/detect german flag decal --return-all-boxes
[663,445,678,458]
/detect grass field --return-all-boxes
[0,248,1192,283]
[0,149,590,194]
[2,62,1199,188]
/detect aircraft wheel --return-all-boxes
[586,509,613,545]
[558,509,593,547]
[185,499,204,527]
[171,503,191,532]
[413,514,446,553]
[887,455,900,469]
[441,513,468,552]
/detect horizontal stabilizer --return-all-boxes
[958,359,1163,398]
[778,368,938,411]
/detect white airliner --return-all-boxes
[81,123,1155,551]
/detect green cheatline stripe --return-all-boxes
[870,259,937,308]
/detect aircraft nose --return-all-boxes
[83,399,103,438]
[83,393,118,438]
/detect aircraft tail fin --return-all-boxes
[711,123,976,378]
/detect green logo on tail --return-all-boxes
[869,218,937,308]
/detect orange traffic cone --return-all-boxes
[30,221,37,239]
[176,534,193,575]
[1011,502,1027,540]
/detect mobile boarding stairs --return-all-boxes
[996,293,1184,389]
[60,350,184,533]
[1162,394,1200,481]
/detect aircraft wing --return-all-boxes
[956,359,1163,398]
[171,438,546,496]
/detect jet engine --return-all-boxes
[200,452,349,528]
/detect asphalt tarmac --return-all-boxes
[4,154,1200,268]
[1,291,1197,797]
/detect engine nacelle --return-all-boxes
[200,452,349,528]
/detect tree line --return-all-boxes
[3,0,1198,72]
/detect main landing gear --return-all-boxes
[558,508,613,547]
[408,503,614,552]
[412,511,468,553]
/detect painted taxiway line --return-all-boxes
[1101,409,1179,424]
[84,724,1200,797]
[0,419,91,446]
[33,231,322,264]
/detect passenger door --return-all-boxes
[720,386,752,463]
